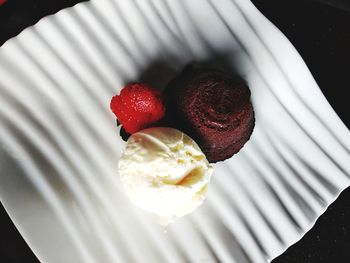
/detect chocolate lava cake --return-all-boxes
[165,66,255,163]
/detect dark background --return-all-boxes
[1,0,350,262]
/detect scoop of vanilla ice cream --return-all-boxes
[118,127,213,225]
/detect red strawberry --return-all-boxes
[110,83,165,134]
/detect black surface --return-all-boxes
[0,0,350,262]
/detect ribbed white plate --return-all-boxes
[1,0,350,262]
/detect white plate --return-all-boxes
[1,0,350,262]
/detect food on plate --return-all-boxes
[164,66,255,162]
[118,127,213,225]
[110,65,254,224]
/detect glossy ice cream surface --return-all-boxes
[118,127,213,225]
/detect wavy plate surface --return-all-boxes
[1,0,350,262]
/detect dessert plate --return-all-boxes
[1,0,350,262]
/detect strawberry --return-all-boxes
[110,83,165,134]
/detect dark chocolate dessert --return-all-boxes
[165,66,255,163]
